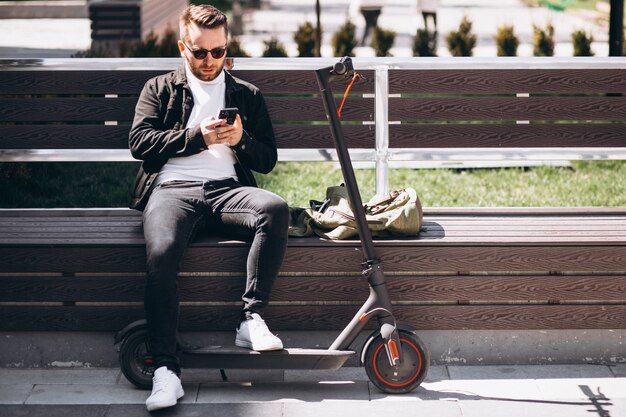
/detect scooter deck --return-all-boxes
[180,346,355,370]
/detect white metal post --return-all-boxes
[374,65,389,196]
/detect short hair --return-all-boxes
[179,5,228,41]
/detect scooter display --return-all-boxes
[115,57,429,394]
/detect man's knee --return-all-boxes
[146,236,185,274]
[260,197,289,231]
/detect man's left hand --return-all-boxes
[214,114,243,147]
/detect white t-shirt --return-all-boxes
[155,64,238,185]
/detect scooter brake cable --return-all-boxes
[336,72,364,118]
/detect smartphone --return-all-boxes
[218,107,238,125]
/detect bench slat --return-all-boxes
[0,70,163,95]
[0,97,136,122]
[268,97,373,121]
[2,207,626,217]
[0,96,373,123]
[231,70,375,94]
[389,69,626,94]
[0,70,374,95]
[5,230,626,241]
[0,125,131,149]
[4,236,626,246]
[390,123,626,148]
[3,274,625,303]
[5,223,625,234]
[1,245,625,273]
[4,232,626,245]
[389,96,626,121]
[2,216,624,224]
[2,304,625,331]
[0,124,371,149]
[3,212,626,245]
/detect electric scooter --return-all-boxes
[115,57,430,394]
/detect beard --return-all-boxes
[187,56,226,82]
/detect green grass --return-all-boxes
[3,160,623,209]
[258,160,626,208]
[522,0,602,10]
[0,162,139,208]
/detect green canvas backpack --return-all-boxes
[289,185,423,240]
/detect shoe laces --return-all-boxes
[152,370,173,393]
[248,316,274,337]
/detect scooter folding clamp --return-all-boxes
[360,258,381,277]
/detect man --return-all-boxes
[417,0,439,33]
[128,4,289,412]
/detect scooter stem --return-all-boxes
[314,60,378,263]
[316,58,400,360]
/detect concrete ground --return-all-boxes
[1,364,626,416]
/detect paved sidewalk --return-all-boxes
[1,364,625,416]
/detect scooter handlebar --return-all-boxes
[332,56,355,78]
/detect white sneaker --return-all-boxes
[145,366,184,412]
[235,313,283,351]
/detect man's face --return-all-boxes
[178,23,227,82]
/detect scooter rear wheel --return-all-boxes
[364,329,429,394]
[118,328,154,390]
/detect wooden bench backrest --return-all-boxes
[389,66,626,149]
[0,58,375,154]
[4,57,626,155]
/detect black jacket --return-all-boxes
[128,65,277,211]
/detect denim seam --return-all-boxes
[184,214,205,247]
[218,208,264,313]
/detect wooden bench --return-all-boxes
[1,57,626,351]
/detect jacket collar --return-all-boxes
[174,63,242,94]
[174,64,187,86]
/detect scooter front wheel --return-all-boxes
[118,328,154,390]
[364,329,429,394]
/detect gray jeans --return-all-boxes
[142,178,289,373]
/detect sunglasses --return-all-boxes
[181,41,227,60]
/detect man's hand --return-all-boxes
[200,114,243,147]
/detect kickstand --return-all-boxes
[220,369,228,382]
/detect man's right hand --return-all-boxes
[200,116,242,148]
[200,117,226,147]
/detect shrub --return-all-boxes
[228,36,251,57]
[371,26,396,57]
[128,32,159,57]
[332,20,358,57]
[446,16,476,57]
[130,29,179,57]
[572,29,594,56]
[495,25,519,56]
[294,21,316,57]
[262,36,289,57]
[533,23,555,56]
[73,29,180,58]
[413,28,438,57]
[72,45,111,58]
[156,29,180,57]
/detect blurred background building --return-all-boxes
[0,0,620,58]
